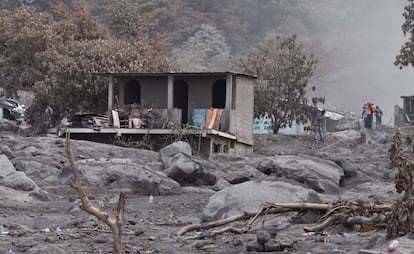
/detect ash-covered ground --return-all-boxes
[0,126,413,254]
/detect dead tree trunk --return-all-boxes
[177,201,392,237]
[66,132,125,254]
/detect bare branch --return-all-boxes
[66,131,125,254]
[177,201,392,237]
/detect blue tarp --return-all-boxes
[193,109,208,127]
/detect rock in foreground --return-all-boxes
[202,180,321,221]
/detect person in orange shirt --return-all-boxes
[365,103,373,129]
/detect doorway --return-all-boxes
[174,80,189,124]
[212,79,226,108]
[124,80,141,105]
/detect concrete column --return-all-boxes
[119,82,125,106]
[225,73,233,110]
[108,75,113,112]
[167,74,174,109]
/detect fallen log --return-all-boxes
[177,201,392,237]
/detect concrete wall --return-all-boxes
[176,75,226,125]
[229,75,254,145]
[233,142,253,155]
[119,77,168,108]
[119,75,229,125]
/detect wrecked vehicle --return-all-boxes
[0,97,26,121]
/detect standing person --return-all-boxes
[366,103,373,130]
[370,103,376,128]
[313,109,326,142]
[375,105,383,128]
[362,105,368,128]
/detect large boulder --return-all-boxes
[164,153,216,185]
[0,155,47,199]
[332,158,358,178]
[13,159,62,186]
[58,157,181,195]
[1,171,37,191]
[224,165,266,184]
[159,141,192,165]
[202,180,322,221]
[256,155,345,193]
[0,154,16,176]
[1,145,15,159]
[160,142,217,186]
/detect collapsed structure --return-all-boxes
[0,97,25,121]
[62,72,256,158]
[394,95,414,127]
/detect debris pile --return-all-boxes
[0,97,25,121]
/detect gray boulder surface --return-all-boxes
[161,142,217,186]
[0,154,48,199]
[332,158,358,178]
[1,144,15,159]
[29,187,50,201]
[159,141,192,165]
[212,179,232,191]
[202,180,321,221]
[256,155,345,193]
[0,154,16,176]
[1,171,37,191]
[58,157,181,195]
[224,165,266,184]
[13,159,62,186]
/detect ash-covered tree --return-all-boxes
[14,2,173,128]
[234,35,319,134]
[395,0,414,69]
[0,6,54,97]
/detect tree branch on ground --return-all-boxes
[66,131,126,254]
[177,201,392,237]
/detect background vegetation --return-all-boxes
[1,0,368,132]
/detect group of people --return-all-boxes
[362,102,383,130]
[311,103,384,143]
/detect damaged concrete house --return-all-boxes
[62,72,256,158]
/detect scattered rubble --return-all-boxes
[0,126,413,253]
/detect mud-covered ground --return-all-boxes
[1,126,414,254]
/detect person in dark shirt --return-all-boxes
[375,105,383,128]
[313,109,326,142]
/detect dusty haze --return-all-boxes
[280,0,414,125]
